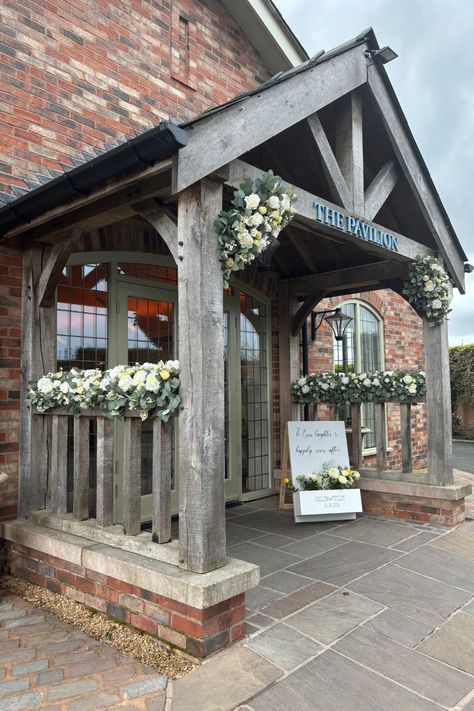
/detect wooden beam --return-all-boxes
[367,65,465,291]
[286,260,411,297]
[227,160,434,265]
[177,178,226,573]
[173,44,368,193]
[335,91,364,215]
[291,291,324,336]
[134,200,178,263]
[278,282,301,460]
[364,160,399,221]
[286,227,319,273]
[38,228,83,307]
[306,113,351,209]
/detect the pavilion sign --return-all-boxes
[313,201,399,253]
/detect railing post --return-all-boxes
[374,402,387,472]
[350,403,363,469]
[96,416,114,527]
[400,403,413,473]
[329,404,338,420]
[73,415,90,521]
[123,416,141,535]
[50,414,68,515]
[152,419,172,543]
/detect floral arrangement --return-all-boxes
[403,255,452,325]
[214,170,297,286]
[284,462,360,492]
[28,361,180,421]
[291,369,426,405]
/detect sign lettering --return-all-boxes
[314,201,399,253]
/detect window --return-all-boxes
[333,301,383,450]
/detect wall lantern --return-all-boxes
[311,307,353,342]
[365,46,398,64]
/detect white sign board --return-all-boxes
[287,420,350,482]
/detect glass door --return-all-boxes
[115,282,178,521]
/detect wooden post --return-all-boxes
[374,402,387,472]
[400,403,413,473]
[152,419,172,543]
[122,416,141,535]
[335,91,364,215]
[50,414,68,515]
[424,319,453,484]
[177,179,226,573]
[96,416,114,527]
[329,404,338,421]
[18,245,56,517]
[350,403,363,469]
[73,416,90,521]
[278,281,301,465]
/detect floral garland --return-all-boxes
[403,255,452,325]
[28,361,180,422]
[214,170,297,286]
[284,463,360,492]
[291,369,426,405]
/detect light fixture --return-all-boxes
[311,307,353,341]
[365,46,398,64]
[464,263,474,273]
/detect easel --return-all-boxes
[279,424,293,510]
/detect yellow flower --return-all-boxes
[253,238,260,246]
[258,206,267,215]
[160,369,170,381]
[283,478,290,485]
[225,258,234,269]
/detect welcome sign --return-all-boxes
[314,201,400,253]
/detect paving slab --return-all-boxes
[417,612,474,675]
[245,586,282,612]
[171,646,282,711]
[226,523,266,547]
[286,590,383,644]
[250,533,296,548]
[250,649,441,711]
[362,609,434,647]
[464,599,474,616]
[260,581,336,619]
[281,532,347,558]
[288,540,400,586]
[245,623,322,670]
[398,546,474,591]
[349,563,471,626]
[260,571,313,595]
[229,510,335,539]
[390,531,443,552]
[227,541,301,577]
[328,517,418,547]
[334,625,473,707]
[429,529,474,560]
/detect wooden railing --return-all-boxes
[40,409,172,544]
[308,399,424,474]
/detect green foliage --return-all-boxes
[403,255,452,324]
[449,344,474,407]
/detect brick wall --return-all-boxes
[0,246,22,521]
[308,289,427,470]
[0,0,270,197]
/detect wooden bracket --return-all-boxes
[134,200,178,263]
[38,227,83,308]
[290,291,325,336]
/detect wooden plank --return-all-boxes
[152,419,172,544]
[227,159,434,266]
[122,416,142,535]
[290,291,324,336]
[286,261,410,297]
[335,91,364,214]
[400,403,413,473]
[423,319,453,484]
[177,179,226,573]
[350,403,363,469]
[37,228,83,307]
[96,416,114,527]
[279,427,293,511]
[364,160,399,222]
[73,416,90,521]
[134,200,178,263]
[50,414,68,516]
[173,44,367,193]
[374,402,387,472]
[286,228,319,273]
[306,113,351,209]
[367,65,465,291]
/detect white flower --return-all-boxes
[431,299,442,310]
[341,376,349,385]
[328,468,339,479]
[408,383,417,394]
[249,212,263,227]
[403,375,413,384]
[133,370,146,385]
[37,377,54,395]
[238,232,253,249]
[280,194,291,211]
[145,374,160,392]
[363,378,371,386]
[59,382,70,394]
[118,375,134,392]
[338,475,347,485]
[266,195,280,209]
[373,378,380,386]
[301,385,310,394]
[245,193,260,210]
[320,383,329,390]
[298,377,307,387]
[352,471,360,480]
[424,281,435,292]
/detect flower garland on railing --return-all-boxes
[403,255,452,325]
[214,170,297,286]
[291,370,426,405]
[28,361,180,421]
[284,463,360,492]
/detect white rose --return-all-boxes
[338,475,347,485]
[403,375,413,384]
[133,370,146,384]
[363,378,371,386]
[301,385,310,394]
[352,471,360,480]
[266,195,280,209]
[298,377,307,386]
[373,379,380,386]
[145,374,160,392]
[431,299,442,310]
[328,468,339,479]
[408,383,417,394]
[37,377,54,395]
[249,212,263,227]
[424,281,435,292]
[320,383,329,390]
[118,375,134,392]
[59,382,70,394]
[245,193,260,210]
[238,232,253,249]
[341,376,349,385]
[280,194,291,211]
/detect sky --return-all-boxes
[275,0,474,345]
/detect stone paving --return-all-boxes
[2,498,474,710]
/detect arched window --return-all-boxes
[334,301,384,451]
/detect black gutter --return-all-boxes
[0,121,188,237]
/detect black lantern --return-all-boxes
[311,307,353,341]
